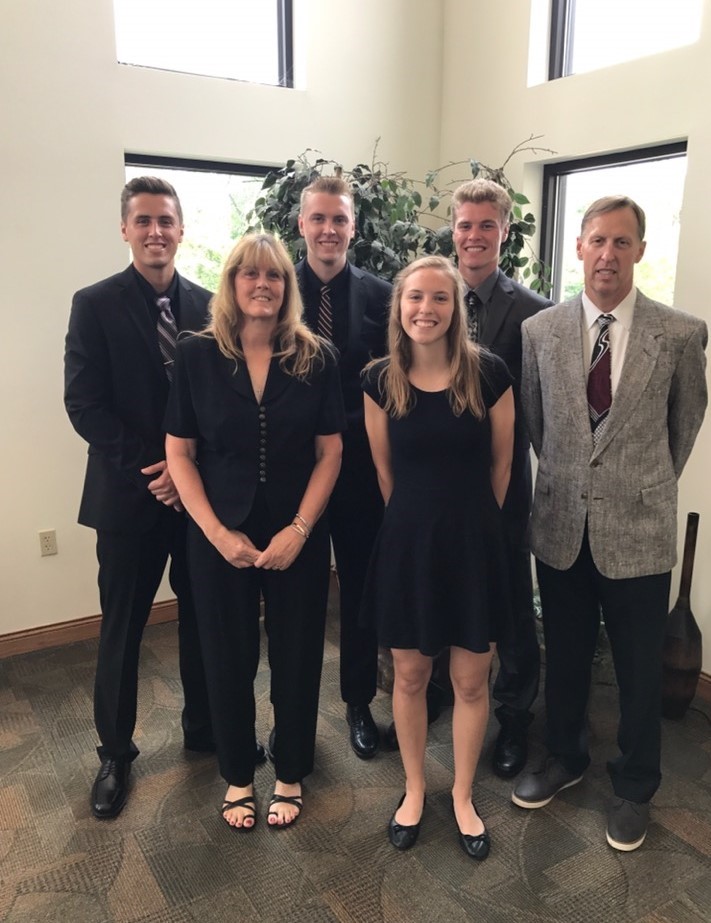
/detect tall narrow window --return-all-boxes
[114,0,293,87]
[549,0,702,79]
[541,144,687,304]
[125,156,271,291]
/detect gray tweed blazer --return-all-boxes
[521,291,707,579]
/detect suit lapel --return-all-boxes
[346,266,366,355]
[591,294,663,457]
[117,267,165,377]
[222,352,292,404]
[554,298,592,442]
[482,270,513,346]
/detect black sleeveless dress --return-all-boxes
[360,353,514,656]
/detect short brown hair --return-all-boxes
[300,175,354,213]
[121,176,184,224]
[451,179,512,225]
[580,195,646,240]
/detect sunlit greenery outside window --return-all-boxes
[549,0,703,79]
[114,0,293,86]
[125,157,271,292]
[541,144,687,304]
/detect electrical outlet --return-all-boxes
[39,530,58,556]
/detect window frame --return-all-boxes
[540,142,688,301]
[125,153,274,180]
[114,0,293,89]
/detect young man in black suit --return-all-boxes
[451,179,552,778]
[294,176,391,758]
[65,177,238,818]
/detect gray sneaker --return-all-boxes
[511,756,583,809]
[606,798,649,851]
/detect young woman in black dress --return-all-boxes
[362,255,514,859]
[165,234,344,831]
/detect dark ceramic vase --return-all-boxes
[661,513,703,719]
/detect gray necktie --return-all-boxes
[156,296,178,381]
[465,290,481,342]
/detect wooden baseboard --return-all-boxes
[0,599,178,660]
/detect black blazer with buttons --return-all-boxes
[164,333,346,529]
[64,265,212,533]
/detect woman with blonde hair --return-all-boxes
[361,255,514,859]
[166,233,344,830]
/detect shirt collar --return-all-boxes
[582,286,636,332]
[465,267,499,304]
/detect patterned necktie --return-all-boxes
[588,313,615,444]
[465,290,481,343]
[318,284,333,340]
[156,296,178,382]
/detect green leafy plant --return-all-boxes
[247,136,553,292]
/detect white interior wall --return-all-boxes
[2,0,710,673]
[0,0,443,635]
[440,0,711,671]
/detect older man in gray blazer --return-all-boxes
[512,195,707,852]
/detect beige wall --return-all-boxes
[2,0,709,671]
[440,0,711,670]
[0,0,443,635]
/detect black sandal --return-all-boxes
[220,795,257,831]
[267,793,303,829]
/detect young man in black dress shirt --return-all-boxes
[451,179,552,778]
[65,177,263,818]
[294,177,391,758]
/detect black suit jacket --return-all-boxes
[295,260,391,429]
[164,334,345,529]
[64,266,212,533]
[479,269,552,524]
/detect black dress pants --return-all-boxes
[492,515,540,727]
[187,498,331,787]
[537,528,671,803]
[329,427,383,706]
[94,509,212,761]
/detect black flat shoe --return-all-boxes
[453,801,490,860]
[388,792,425,850]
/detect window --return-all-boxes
[549,0,703,79]
[541,144,687,304]
[114,0,293,87]
[125,155,272,291]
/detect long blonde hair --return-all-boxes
[377,255,485,419]
[206,233,324,378]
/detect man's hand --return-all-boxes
[141,460,183,511]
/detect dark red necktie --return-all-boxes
[587,313,615,443]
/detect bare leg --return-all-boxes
[450,644,495,836]
[391,648,433,825]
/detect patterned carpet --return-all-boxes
[1,586,710,923]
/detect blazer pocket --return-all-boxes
[640,478,676,506]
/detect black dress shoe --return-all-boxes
[91,758,130,819]
[452,802,490,860]
[255,741,267,765]
[346,704,379,759]
[492,723,528,779]
[388,793,425,850]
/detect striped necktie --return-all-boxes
[318,284,333,341]
[588,313,615,444]
[156,296,178,381]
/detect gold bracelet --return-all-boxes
[290,521,309,539]
[294,512,312,532]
